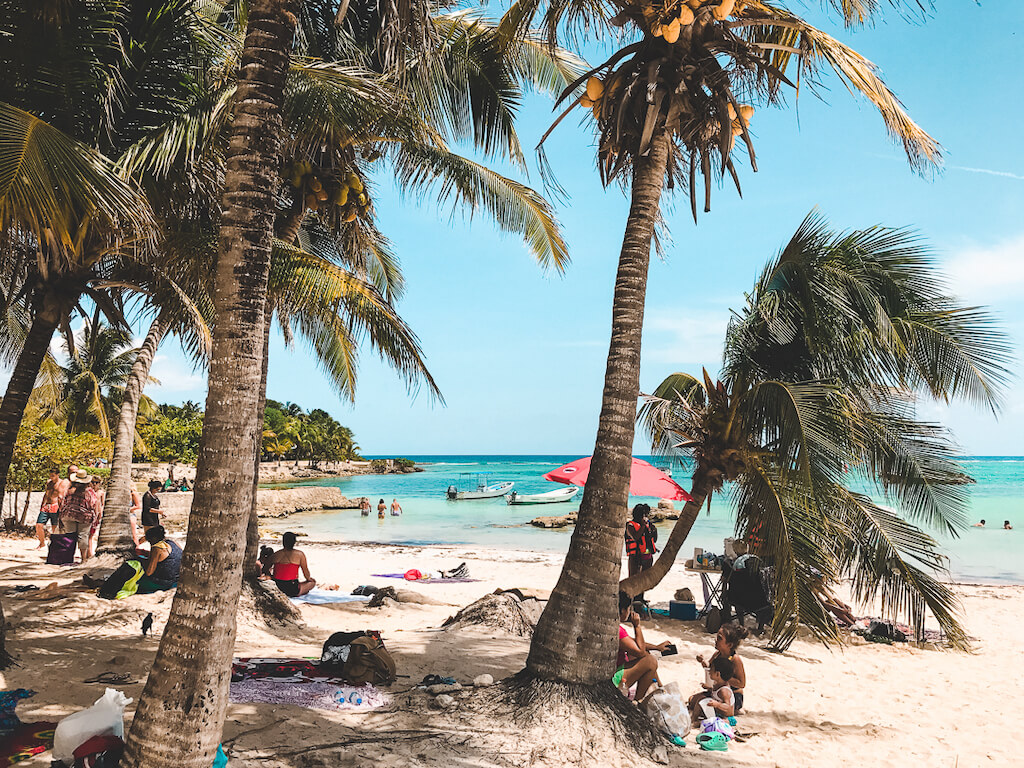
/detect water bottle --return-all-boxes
[348,691,362,705]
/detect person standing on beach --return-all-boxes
[141,480,163,533]
[377,498,386,519]
[391,498,402,516]
[58,469,99,562]
[87,476,106,558]
[360,497,370,516]
[35,468,63,548]
[624,504,657,600]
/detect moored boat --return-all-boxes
[445,473,514,500]
[506,486,579,505]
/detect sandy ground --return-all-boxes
[2,534,1022,768]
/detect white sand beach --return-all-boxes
[2,533,1022,768]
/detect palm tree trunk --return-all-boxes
[525,133,670,684]
[619,485,709,596]
[244,297,274,580]
[120,4,299,767]
[0,305,61,506]
[97,317,166,557]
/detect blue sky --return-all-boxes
[10,2,1024,456]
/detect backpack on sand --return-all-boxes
[98,560,143,600]
[46,533,77,565]
[320,631,396,685]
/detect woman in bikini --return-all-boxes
[266,531,316,597]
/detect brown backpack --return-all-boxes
[342,635,397,685]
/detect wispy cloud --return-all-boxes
[148,355,205,394]
[643,306,731,369]
[949,165,1024,182]
[942,234,1024,302]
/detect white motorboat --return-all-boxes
[506,486,579,505]
[446,474,514,500]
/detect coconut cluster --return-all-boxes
[647,0,744,41]
[283,160,370,222]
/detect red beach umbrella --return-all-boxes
[543,457,694,502]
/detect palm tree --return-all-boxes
[514,0,943,686]
[624,212,1009,648]
[0,0,201,505]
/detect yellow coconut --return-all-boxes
[678,6,694,24]
[334,186,349,206]
[586,77,604,101]
[580,95,594,108]
[663,18,681,43]
[317,189,328,201]
[344,209,358,222]
[687,0,701,8]
[739,104,754,121]
[713,0,736,20]
[357,192,367,206]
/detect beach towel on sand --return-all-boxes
[371,573,479,583]
[229,680,390,711]
[231,658,327,683]
[1,721,58,766]
[290,589,371,605]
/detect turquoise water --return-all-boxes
[273,455,1024,584]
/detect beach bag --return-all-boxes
[46,533,77,565]
[52,689,132,763]
[320,631,369,672]
[97,560,144,600]
[72,733,124,768]
[640,682,689,737]
[343,635,396,685]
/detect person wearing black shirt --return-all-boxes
[141,480,162,531]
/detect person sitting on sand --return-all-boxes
[973,519,986,527]
[58,469,100,562]
[377,498,386,519]
[35,468,63,549]
[690,623,748,714]
[614,591,671,701]
[266,531,316,597]
[687,656,736,727]
[1005,520,1013,530]
[811,576,856,627]
[391,498,402,516]
[136,525,183,593]
[359,497,371,517]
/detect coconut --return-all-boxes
[580,94,594,108]
[334,186,349,206]
[713,0,736,20]
[586,76,604,101]
[687,0,701,8]
[316,189,328,201]
[357,192,367,206]
[678,5,694,24]
[347,173,364,193]
[739,104,755,121]
[731,120,743,136]
[592,101,602,120]
[344,209,357,222]
[309,178,322,192]
[663,18,681,43]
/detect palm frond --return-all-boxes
[393,143,569,271]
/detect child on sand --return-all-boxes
[689,622,747,714]
[688,656,736,727]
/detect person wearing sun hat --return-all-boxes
[58,469,100,562]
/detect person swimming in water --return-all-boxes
[1005,520,1013,530]
[973,519,986,527]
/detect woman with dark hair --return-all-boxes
[614,591,671,700]
[624,504,657,600]
[267,532,316,597]
[377,498,386,519]
[137,526,183,593]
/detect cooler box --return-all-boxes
[669,600,698,620]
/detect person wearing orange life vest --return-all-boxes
[625,504,658,601]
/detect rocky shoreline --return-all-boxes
[529,499,680,529]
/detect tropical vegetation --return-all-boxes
[517,0,945,689]
[626,212,1009,650]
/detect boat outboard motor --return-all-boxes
[446,485,457,500]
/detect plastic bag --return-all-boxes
[640,681,689,737]
[700,716,735,740]
[53,688,133,762]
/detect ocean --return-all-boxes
[269,455,1024,584]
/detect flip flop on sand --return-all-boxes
[84,672,135,685]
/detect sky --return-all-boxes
[7,2,1024,456]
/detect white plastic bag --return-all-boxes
[640,681,689,737]
[53,688,133,762]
